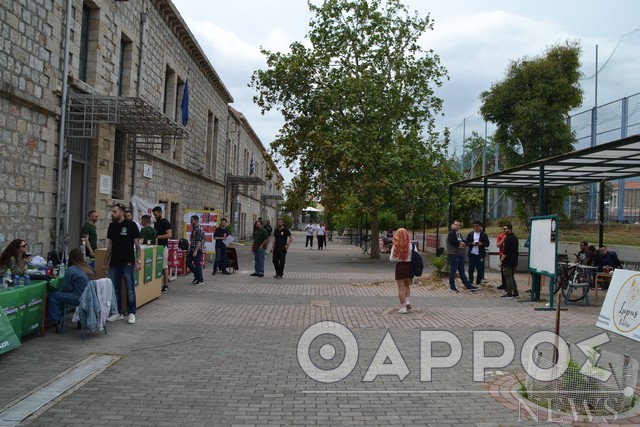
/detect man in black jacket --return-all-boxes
[466,220,490,286]
[446,219,479,293]
[499,223,519,299]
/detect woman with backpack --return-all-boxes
[390,228,413,314]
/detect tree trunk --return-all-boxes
[370,211,380,259]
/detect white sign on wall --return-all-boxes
[596,269,640,342]
[99,174,112,195]
[143,164,153,179]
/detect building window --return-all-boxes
[206,113,218,176]
[162,66,176,155]
[78,4,91,82]
[118,35,133,96]
[112,130,126,199]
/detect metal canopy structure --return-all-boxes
[65,94,189,160]
[226,175,266,186]
[449,133,640,249]
[452,134,640,190]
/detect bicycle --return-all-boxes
[553,261,592,302]
[361,236,371,254]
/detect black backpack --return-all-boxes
[411,249,424,277]
[265,224,273,236]
[178,238,189,250]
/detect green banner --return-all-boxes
[155,246,164,279]
[21,283,45,336]
[144,246,153,283]
[0,303,21,355]
[0,290,23,337]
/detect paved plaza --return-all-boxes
[1,233,638,426]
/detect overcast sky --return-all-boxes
[171,0,640,180]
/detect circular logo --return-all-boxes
[613,274,640,333]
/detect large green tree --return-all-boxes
[251,0,448,258]
[479,42,583,222]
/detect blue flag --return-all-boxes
[249,156,254,176]
[181,80,189,126]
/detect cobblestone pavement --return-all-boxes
[1,233,638,426]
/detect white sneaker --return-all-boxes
[127,313,136,324]
[195,281,204,286]
[107,313,124,322]
[398,307,408,314]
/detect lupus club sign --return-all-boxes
[597,269,640,341]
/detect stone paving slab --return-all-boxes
[0,233,636,426]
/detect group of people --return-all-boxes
[41,203,173,331]
[251,218,293,279]
[574,241,622,272]
[446,219,521,298]
[304,220,327,250]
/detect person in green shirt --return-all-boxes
[140,215,158,245]
[81,210,98,258]
[250,220,269,277]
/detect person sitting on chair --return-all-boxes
[46,248,95,333]
[597,245,621,272]
[575,241,593,266]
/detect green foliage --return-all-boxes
[251,0,449,258]
[430,253,447,272]
[281,214,294,230]
[479,42,583,223]
[377,210,399,232]
[450,187,484,225]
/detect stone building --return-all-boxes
[0,0,283,257]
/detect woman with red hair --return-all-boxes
[390,228,414,314]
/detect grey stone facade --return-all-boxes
[0,0,282,256]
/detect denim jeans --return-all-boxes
[468,253,484,285]
[254,247,265,274]
[448,254,472,289]
[110,264,136,314]
[213,244,227,272]
[187,250,203,282]
[46,291,79,323]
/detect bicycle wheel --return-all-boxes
[562,270,589,302]
[553,270,567,295]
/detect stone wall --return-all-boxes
[0,0,283,255]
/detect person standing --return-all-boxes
[390,228,414,314]
[104,203,142,324]
[152,206,172,293]
[495,228,507,290]
[125,209,142,231]
[140,215,158,245]
[499,222,520,299]
[305,221,315,248]
[187,215,205,285]
[251,220,268,277]
[317,221,326,250]
[446,219,479,293]
[271,218,293,279]
[81,210,99,259]
[466,220,490,286]
[212,218,231,275]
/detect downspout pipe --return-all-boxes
[131,11,147,198]
[55,0,73,253]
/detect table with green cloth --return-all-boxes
[0,277,60,341]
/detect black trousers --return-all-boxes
[305,235,313,247]
[272,249,287,276]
